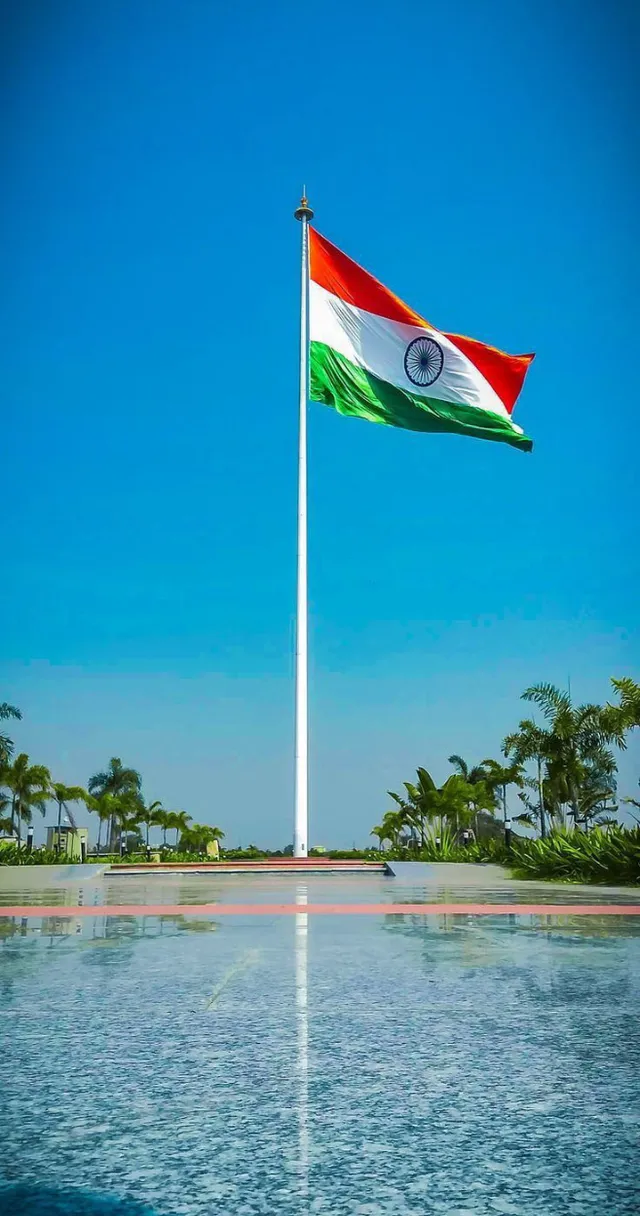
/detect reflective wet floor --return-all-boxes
[2,861,640,910]
[1,865,639,1215]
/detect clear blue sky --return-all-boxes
[2,0,638,845]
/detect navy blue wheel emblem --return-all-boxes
[404,336,444,388]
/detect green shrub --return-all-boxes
[466,837,513,866]
[326,849,380,860]
[0,845,63,866]
[508,826,640,885]
[221,847,269,860]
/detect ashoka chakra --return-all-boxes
[404,336,444,388]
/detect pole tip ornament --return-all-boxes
[294,192,314,221]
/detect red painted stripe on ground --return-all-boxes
[1,903,639,918]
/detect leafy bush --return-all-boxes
[466,837,513,866]
[8,832,636,884]
[411,826,464,861]
[323,836,513,864]
[325,849,380,860]
[220,847,269,860]
[509,826,640,885]
[0,845,64,866]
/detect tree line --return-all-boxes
[2,676,638,862]
[371,678,640,852]
[0,705,224,855]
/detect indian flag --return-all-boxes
[309,228,534,452]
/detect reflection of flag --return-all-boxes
[309,227,534,452]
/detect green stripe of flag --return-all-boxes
[310,341,533,453]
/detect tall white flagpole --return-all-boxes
[293,190,313,858]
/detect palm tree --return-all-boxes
[447,755,487,787]
[503,719,549,836]
[504,684,625,834]
[575,748,618,830]
[0,701,21,766]
[0,789,13,836]
[50,782,88,851]
[4,754,51,844]
[370,824,387,850]
[135,799,164,848]
[388,768,438,848]
[116,792,145,852]
[383,771,478,849]
[167,810,191,848]
[88,758,142,852]
[179,823,225,854]
[390,767,470,847]
[153,808,173,848]
[479,758,524,827]
[87,793,119,854]
[519,684,621,831]
[433,774,479,837]
[120,814,144,853]
[377,809,406,851]
[386,794,415,849]
[447,755,497,837]
[576,784,619,830]
[149,805,169,847]
[604,677,640,735]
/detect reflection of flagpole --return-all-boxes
[293,192,314,858]
[295,883,309,1202]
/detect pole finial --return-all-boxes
[294,190,314,222]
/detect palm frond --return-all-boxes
[447,754,469,778]
[416,767,436,794]
[87,770,110,793]
[51,783,88,804]
[0,732,15,763]
[610,677,640,728]
[522,683,571,722]
[88,758,142,797]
